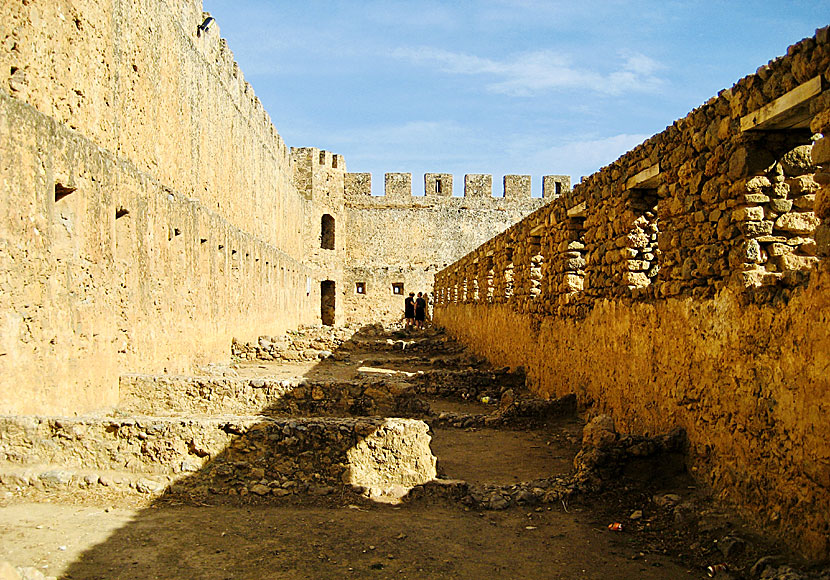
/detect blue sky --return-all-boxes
[202,1,827,195]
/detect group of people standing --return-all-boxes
[404,292,429,329]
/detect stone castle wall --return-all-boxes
[0,0,557,414]
[0,0,318,415]
[340,172,566,323]
[434,30,830,558]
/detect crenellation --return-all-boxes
[385,172,412,198]
[542,175,571,199]
[464,174,492,198]
[425,173,453,197]
[503,175,531,199]
[345,172,372,196]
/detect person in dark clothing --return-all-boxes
[404,292,415,328]
[415,292,427,329]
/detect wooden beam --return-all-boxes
[740,76,825,132]
[625,164,660,189]
[567,201,586,219]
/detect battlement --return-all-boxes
[344,172,571,200]
[290,147,346,171]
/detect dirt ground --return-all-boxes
[0,499,704,580]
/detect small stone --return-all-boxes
[781,144,814,176]
[39,470,73,486]
[181,459,201,473]
[744,193,770,204]
[250,483,270,496]
[135,478,164,494]
[582,415,616,448]
[630,510,643,520]
[792,194,815,211]
[717,535,746,558]
[768,198,793,214]
[653,493,681,508]
[488,495,510,510]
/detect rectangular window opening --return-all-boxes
[391,282,404,295]
[435,180,442,194]
[319,151,326,165]
[355,282,366,294]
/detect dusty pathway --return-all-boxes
[0,501,701,580]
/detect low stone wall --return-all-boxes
[434,30,830,559]
[0,415,436,500]
[411,368,525,402]
[118,374,429,418]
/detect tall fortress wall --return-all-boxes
[0,0,321,415]
[0,0,551,415]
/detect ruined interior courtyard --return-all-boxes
[1,1,830,579]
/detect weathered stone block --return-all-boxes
[768,242,794,257]
[781,144,814,176]
[768,198,794,214]
[815,186,830,219]
[622,271,650,287]
[744,193,770,204]
[815,223,830,256]
[811,137,830,165]
[732,206,764,221]
[742,220,774,236]
[775,212,819,234]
